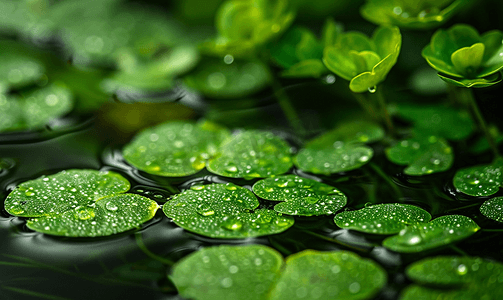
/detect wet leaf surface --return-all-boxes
[123,121,230,177]
[386,135,453,175]
[480,196,503,222]
[253,175,346,216]
[270,250,387,300]
[171,245,284,300]
[401,256,503,300]
[334,203,432,234]
[207,131,293,179]
[453,158,503,196]
[383,215,480,253]
[0,53,45,89]
[163,183,294,238]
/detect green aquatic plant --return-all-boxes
[480,197,503,222]
[402,256,503,299]
[385,135,454,175]
[162,183,294,238]
[4,169,158,237]
[253,175,347,216]
[0,52,44,89]
[361,0,471,29]
[453,158,503,197]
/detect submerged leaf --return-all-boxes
[253,175,346,216]
[386,135,453,175]
[270,250,387,300]
[171,245,284,300]
[480,197,503,222]
[27,194,159,237]
[163,183,294,238]
[453,158,503,196]
[334,203,431,234]
[207,131,292,179]
[123,121,230,177]
[383,215,480,253]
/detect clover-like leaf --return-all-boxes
[184,58,271,99]
[163,183,294,239]
[383,215,480,253]
[393,103,475,140]
[480,197,503,222]
[207,131,292,179]
[171,245,284,300]
[294,121,383,175]
[385,135,454,175]
[401,256,503,300]
[5,169,130,217]
[323,25,401,93]
[453,158,503,196]
[361,0,470,29]
[0,84,74,132]
[123,121,230,177]
[334,203,432,235]
[27,194,159,237]
[253,175,347,216]
[0,52,45,89]
[270,250,387,300]
[423,24,503,87]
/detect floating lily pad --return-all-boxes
[27,194,159,237]
[171,245,284,300]
[401,256,503,300]
[295,121,383,175]
[207,131,292,179]
[334,203,432,234]
[184,59,271,99]
[0,53,45,89]
[5,169,130,217]
[270,250,387,300]
[163,183,294,238]
[385,135,453,175]
[0,84,74,132]
[253,175,347,216]
[480,197,503,222]
[453,158,503,197]
[123,121,230,177]
[383,215,480,253]
[394,103,475,140]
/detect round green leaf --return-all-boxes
[383,215,480,253]
[334,203,432,235]
[207,131,293,179]
[270,250,387,300]
[401,256,503,300]
[253,175,347,216]
[385,135,453,176]
[5,169,131,217]
[184,58,271,99]
[27,194,159,237]
[281,59,326,78]
[123,121,230,177]
[480,197,503,222]
[306,121,385,147]
[453,158,503,196]
[171,245,284,300]
[0,53,44,89]
[162,183,294,239]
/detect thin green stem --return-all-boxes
[444,202,480,213]
[450,245,468,256]
[268,236,293,256]
[463,88,499,157]
[374,87,395,135]
[369,162,403,198]
[135,232,175,266]
[352,92,379,121]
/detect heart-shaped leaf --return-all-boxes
[253,175,347,216]
[171,244,284,300]
[385,135,454,175]
[123,121,230,177]
[27,194,159,237]
[401,256,503,300]
[163,183,294,239]
[5,169,130,217]
[334,203,432,234]
[270,250,387,300]
[207,131,293,179]
[480,197,503,222]
[383,215,480,253]
[453,158,503,196]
